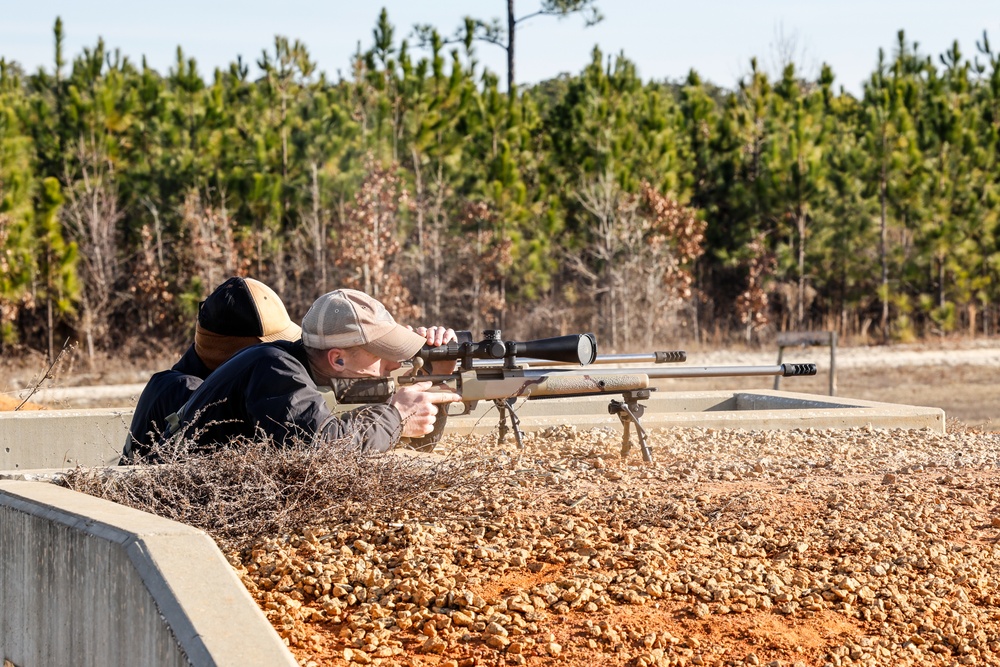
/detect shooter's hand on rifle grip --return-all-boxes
[411,326,459,374]
[389,381,463,437]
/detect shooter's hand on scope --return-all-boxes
[410,325,459,374]
[388,380,463,437]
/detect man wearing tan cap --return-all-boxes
[162,289,462,453]
[123,276,301,462]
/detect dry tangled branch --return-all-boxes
[14,338,76,410]
[61,433,500,549]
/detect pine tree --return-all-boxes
[861,38,924,340]
[419,0,602,96]
[969,30,1000,333]
[0,60,37,349]
[766,62,830,328]
[704,59,777,334]
[811,86,880,335]
[914,41,987,335]
[36,176,80,359]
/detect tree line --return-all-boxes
[2,13,1000,365]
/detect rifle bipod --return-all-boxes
[494,398,525,449]
[491,391,653,461]
[609,389,654,462]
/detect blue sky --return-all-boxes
[3,1,1000,95]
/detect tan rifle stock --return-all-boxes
[320,362,817,462]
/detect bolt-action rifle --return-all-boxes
[321,330,816,462]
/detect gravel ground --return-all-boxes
[226,422,1000,667]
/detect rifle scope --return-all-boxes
[414,330,597,368]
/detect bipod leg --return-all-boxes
[493,398,525,449]
[609,390,653,463]
[620,402,652,463]
[494,399,509,445]
[507,398,525,450]
[619,416,633,459]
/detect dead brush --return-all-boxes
[61,430,501,550]
[4,338,77,410]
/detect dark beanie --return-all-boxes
[194,277,301,369]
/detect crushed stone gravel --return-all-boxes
[226,422,1000,667]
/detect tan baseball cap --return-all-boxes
[301,289,426,362]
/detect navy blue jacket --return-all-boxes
[124,345,209,462]
[167,340,402,453]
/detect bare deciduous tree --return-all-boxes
[180,190,242,292]
[567,170,642,350]
[448,201,512,333]
[336,158,418,321]
[61,138,123,364]
[734,233,776,343]
[565,174,706,350]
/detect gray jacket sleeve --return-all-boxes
[317,404,403,453]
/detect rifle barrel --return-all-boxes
[521,363,817,379]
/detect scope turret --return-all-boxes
[414,330,597,368]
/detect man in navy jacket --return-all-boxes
[123,277,301,462]
[162,289,461,454]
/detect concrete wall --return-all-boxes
[0,481,296,667]
[450,389,945,435]
[0,390,945,472]
[0,409,128,470]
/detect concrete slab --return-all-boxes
[448,389,945,435]
[0,468,68,481]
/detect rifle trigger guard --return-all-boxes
[448,401,474,417]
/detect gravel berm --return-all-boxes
[226,422,1000,667]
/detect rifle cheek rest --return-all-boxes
[532,374,649,397]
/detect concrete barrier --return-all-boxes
[0,390,945,471]
[449,389,946,435]
[0,408,128,470]
[0,480,296,667]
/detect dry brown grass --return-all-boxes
[60,432,501,549]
